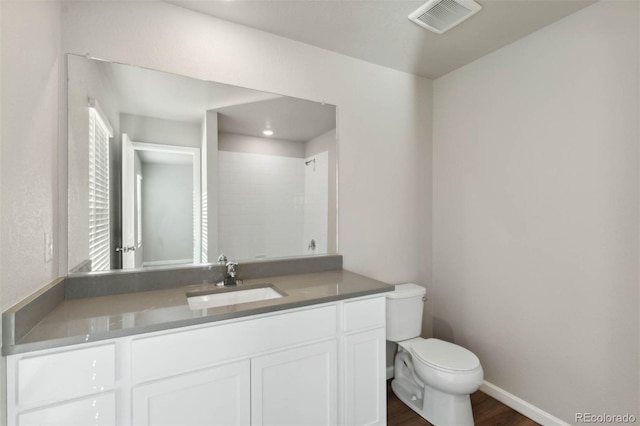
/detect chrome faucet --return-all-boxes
[217,253,238,286]
[224,261,238,286]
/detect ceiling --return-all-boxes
[107,61,280,123]
[137,150,194,165]
[96,58,335,141]
[168,0,596,79]
[216,98,336,143]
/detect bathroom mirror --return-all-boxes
[67,54,337,273]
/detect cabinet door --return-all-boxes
[251,340,337,426]
[132,360,250,426]
[344,328,386,426]
[17,393,116,426]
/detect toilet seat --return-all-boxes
[410,338,480,373]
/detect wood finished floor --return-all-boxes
[386,380,539,426]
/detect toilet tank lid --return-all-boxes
[386,283,426,299]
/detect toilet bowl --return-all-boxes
[386,284,484,426]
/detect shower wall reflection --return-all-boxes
[217,131,333,260]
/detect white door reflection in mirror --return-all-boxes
[121,138,201,269]
[121,134,136,269]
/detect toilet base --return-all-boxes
[391,376,424,413]
[391,377,475,426]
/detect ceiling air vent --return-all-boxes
[409,0,482,34]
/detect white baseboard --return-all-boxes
[479,381,569,426]
[387,367,567,425]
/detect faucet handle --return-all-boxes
[217,253,228,263]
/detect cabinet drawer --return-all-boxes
[17,392,115,426]
[132,305,336,383]
[343,297,385,332]
[17,344,115,406]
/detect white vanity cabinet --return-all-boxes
[6,294,387,426]
[129,303,337,426]
[132,360,251,426]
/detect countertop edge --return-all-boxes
[1,255,344,353]
[3,284,392,356]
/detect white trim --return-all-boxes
[131,141,198,157]
[130,141,202,264]
[479,381,570,426]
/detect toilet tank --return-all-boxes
[385,283,426,342]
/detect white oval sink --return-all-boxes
[187,284,285,310]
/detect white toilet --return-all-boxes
[386,284,484,426]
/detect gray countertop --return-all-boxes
[5,270,392,355]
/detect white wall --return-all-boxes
[303,151,329,255]
[1,3,61,418]
[218,147,305,260]
[219,131,305,158]
[306,129,337,254]
[0,1,61,311]
[432,1,639,422]
[60,0,433,288]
